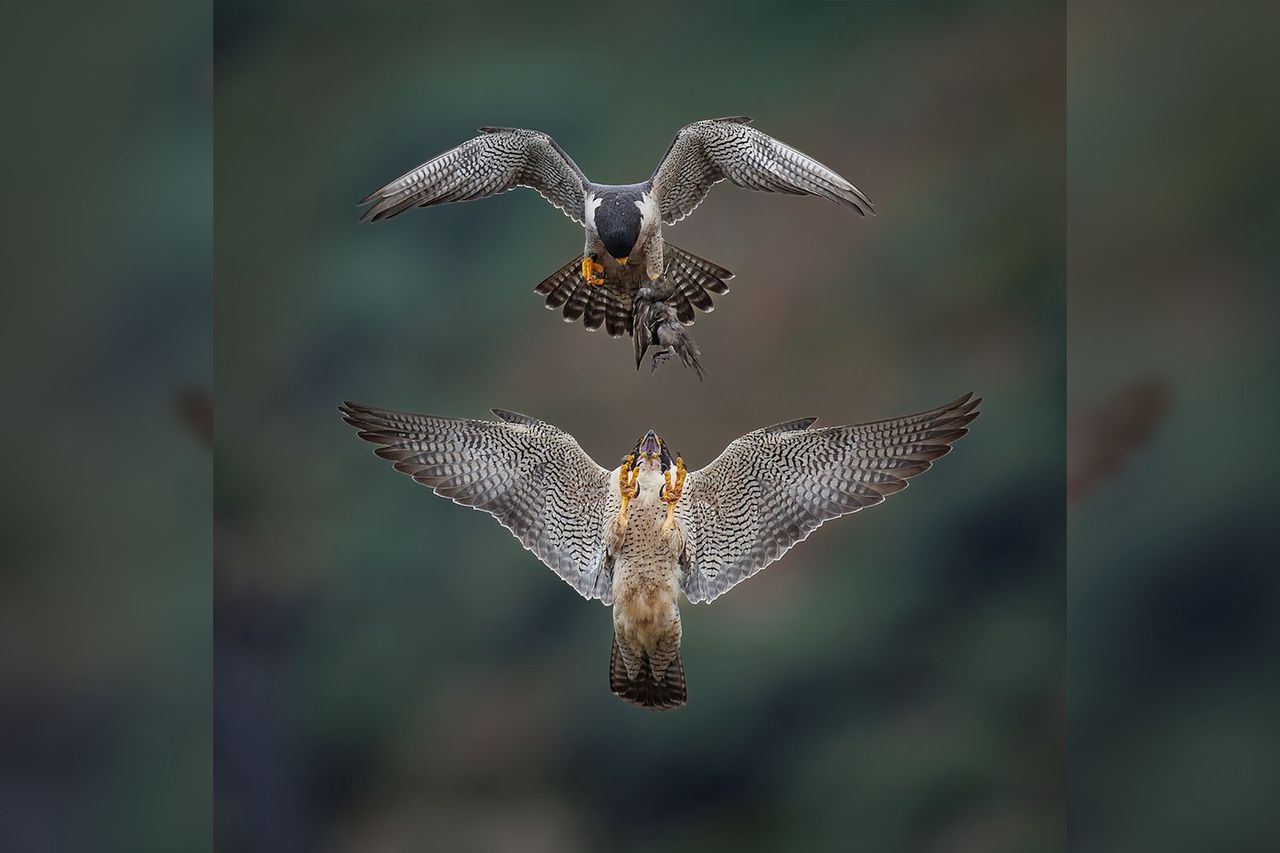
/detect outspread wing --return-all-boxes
[675,393,979,604]
[360,127,589,224]
[650,116,875,225]
[341,403,618,603]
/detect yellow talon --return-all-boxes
[661,456,686,531]
[618,454,639,526]
[581,256,606,287]
[671,456,687,498]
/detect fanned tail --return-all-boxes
[609,635,687,710]
[533,244,732,340]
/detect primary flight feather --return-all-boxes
[341,392,976,710]
[360,117,875,374]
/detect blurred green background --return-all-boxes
[215,2,1063,852]
[14,3,1280,852]
[2,3,211,853]
[1067,3,1280,852]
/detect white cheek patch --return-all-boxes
[585,194,602,227]
[635,193,659,227]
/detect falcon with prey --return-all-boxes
[341,392,978,710]
[359,117,874,370]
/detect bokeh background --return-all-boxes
[1067,3,1280,852]
[1,3,211,853]
[13,3,1280,853]
[215,2,1063,852]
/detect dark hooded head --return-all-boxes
[595,193,642,262]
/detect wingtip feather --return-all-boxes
[490,408,539,425]
[764,416,819,434]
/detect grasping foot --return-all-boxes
[581,254,605,287]
[617,454,640,528]
[650,350,674,374]
[661,456,686,533]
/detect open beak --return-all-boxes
[616,256,629,266]
[639,430,660,458]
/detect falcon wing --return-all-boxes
[341,403,619,603]
[675,393,979,603]
[649,116,875,225]
[360,127,589,224]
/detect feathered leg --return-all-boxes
[644,232,666,282]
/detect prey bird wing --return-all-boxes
[360,127,589,224]
[341,403,619,602]
[675,393,979,603]
[649,116,876,225]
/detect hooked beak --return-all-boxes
[616,256,629,266]
[639,430,660,457]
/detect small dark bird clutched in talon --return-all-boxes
[634,278,706,379]
[361,117,871,365]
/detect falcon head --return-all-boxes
[594,194,642,264]
[628,429,674,472]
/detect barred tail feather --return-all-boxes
[666,244,733,295]
[561,277,592,323]
[667,286,697,324]
[609,636,687,711]
[604,295,631,337]
[534,257,632,337]
[664,244,733,324]
[534,256,582,309]
[532,245,731,341]
[583,286,608,332]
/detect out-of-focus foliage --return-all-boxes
[214,2,1062,853]
[1,3,211,853]
[13,0,1279,850]
[1069,3,1280,852]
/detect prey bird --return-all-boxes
[632,276,705,379]
[341,392,978,710]
[360,117,874,363]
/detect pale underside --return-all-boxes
[340,392,978,606]
[342,394,979,709]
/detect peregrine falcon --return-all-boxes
[359,117,874,360]
[340,392,978,710]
